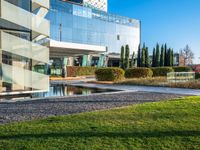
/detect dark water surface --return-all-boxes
[0,85,118,100]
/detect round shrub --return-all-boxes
[67,66,96,77]
[195,73,200,79]
[173,66,192,72]
[151,67,174,77]
[125,68,153,78]
[95,67,124,81]
[77,67,96,76]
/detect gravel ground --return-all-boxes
[0,92,183,124]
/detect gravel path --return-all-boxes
[0,92,183,124]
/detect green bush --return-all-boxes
[173,66,193,72]
[77,67,96,76]
[67,66,96,77]
[195,73,200,79]
[125,68,153,78]
[151,67,174,77]
[95,67,124,81]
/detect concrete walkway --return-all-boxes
[71,83,200,96]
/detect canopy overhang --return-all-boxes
[50,40,106,58]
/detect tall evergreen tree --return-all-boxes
[164,44,168,66]
[124,45,130,69]
[130,51,135,68]
[155,43,160,67]
[137,44,141,67]
[145,47,150,67]
[160,45,164,67]
[141,43,146,67]
[120,46,125,69]
[167,48,171,66]
[152,48,156,67]
[170,49,174,66]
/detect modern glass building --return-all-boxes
[0,0,50,95]
[47,0,140,69]
[0,0,140,94]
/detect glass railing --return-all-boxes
[167,72,195,83]
[1,0,50,37]
[1,31,49,64]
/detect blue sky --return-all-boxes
[108,0,200,64]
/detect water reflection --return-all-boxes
[0,85,118,100]
[32,85,115,98]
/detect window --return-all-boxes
[117,34,120,40]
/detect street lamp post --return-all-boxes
[59,23,62,41]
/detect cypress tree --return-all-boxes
[120,46,125,69]
[130,51,135,68]
[125,45,130,69]
[167,48,171,66]
[145,47,150,67]
[152,48,156,67]
[164,44,168,66]
[160,45,164,67]
[141,43,146,67]
[170,49,174,66]
[137,44,141,67]
[155,43,160,67]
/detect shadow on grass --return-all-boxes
[0,131,200,140]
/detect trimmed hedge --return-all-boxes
[95,67,124,81]
[196,73,200,79]
[67,66,96,77]
[173,66,193,72]
[125,68,153,78]
[151,67,174,77]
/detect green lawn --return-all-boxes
[0,97,200,150]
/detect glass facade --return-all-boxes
[0,0,50,94]
[47,0,140,54]
[83,0,107,12]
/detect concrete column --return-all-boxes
[82,55,87,67]
[82,55,92,67]
[87,55,92,66]
[62,57,68,78]
[98,54,106,67]
[67,57,74,66]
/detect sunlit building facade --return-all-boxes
[0,0,140,94]
[48,0,140,68]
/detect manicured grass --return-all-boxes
[0,97,200,150]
